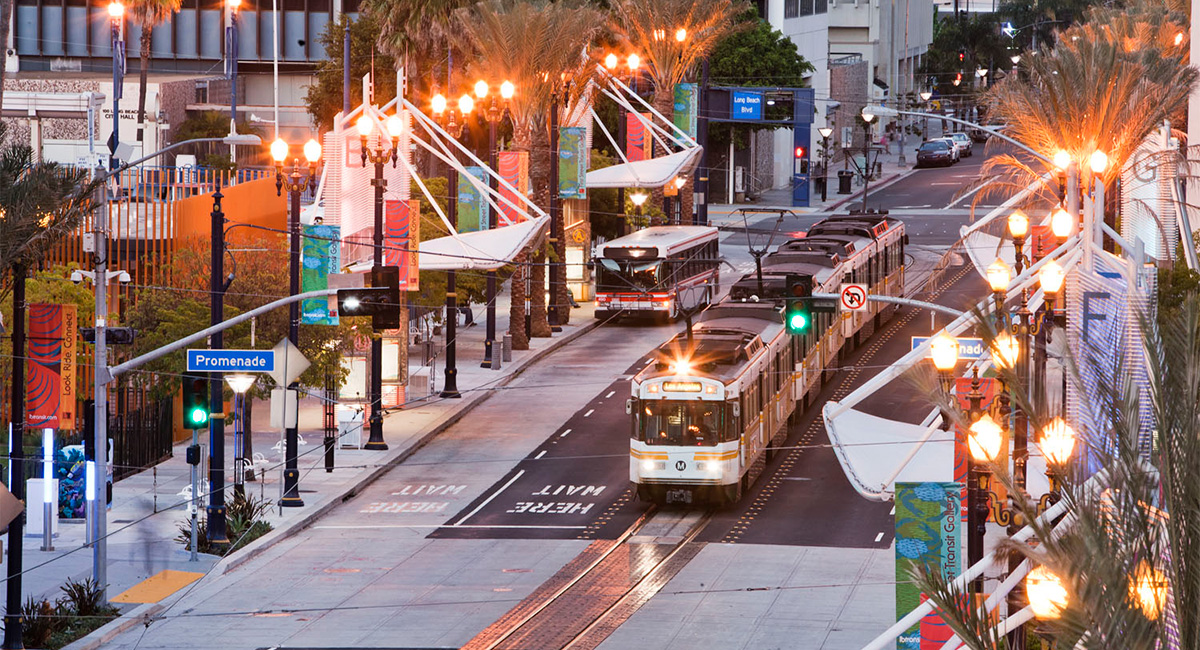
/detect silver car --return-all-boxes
[948,132,973,157]
[934,137,960,163]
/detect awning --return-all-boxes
[348,216,549,273]
[824,407,955,500]
[585,147,702,189]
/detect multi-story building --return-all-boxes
[3,0,358,163]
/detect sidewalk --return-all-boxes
[5,291,600,649]
[706,124,945,227]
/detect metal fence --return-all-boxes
[108,394,174,481]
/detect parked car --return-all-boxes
[947,133,973,157]
[932,137,961,163]
[968,123,1007,143]
[916,140,956,168]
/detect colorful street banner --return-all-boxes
[26,304,67,428]
[301,224,341,325]
[497,151,529,226]
[626,113,650,162]
[457,166,489,233]
[673,83,698,139]
[558,126,587,200]
[895,482,962,650]
[59,305,78,430]
[384,199,420,291]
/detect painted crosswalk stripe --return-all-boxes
[453,469,525,526]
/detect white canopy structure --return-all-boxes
[585,148,701,189]
[348,216,548,273]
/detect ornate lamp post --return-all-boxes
[1026,565,1068,619]
[355,109,404,450]
[930,332,959,397]
[475,80,514,369]
[604,52,641,220]
[817,126,833,202]
[1039,417,1075,502]
[270,136,322,507]
[1008,209,1030,275]
[860,109,876,212]
[430,92,474,398]
[919,90,932,139]
[1050,208,1074,246]
[227,0,241,162]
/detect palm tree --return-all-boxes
[0,128,97,650]
[609,0,746,223]
[455,0,604,346]
[364,0,473,99]
[975,0,1193,206]
[129,0,183,143]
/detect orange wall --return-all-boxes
[175,177,287,243]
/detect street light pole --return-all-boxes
[477,80,513,369]
[860,113,875,212]
[355,111,403,450]
[817,127,833,203]
[548,84,564,329]
[227,0,240,163]
[3,264,27,649]
[108,1,123,172]
[431,93,472,398]
[271,137,322,507]
[206,187,230,549]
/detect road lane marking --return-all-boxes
[943,182,986,209]
[605,390,615,399]
[584,409,594,417]
[890,506,896,515]
[534,450,546,459]
[560,429,572,437]
[453,469,525,526]
[314,524,588,530]
[875,532,885,542]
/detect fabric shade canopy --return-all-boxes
[585,148,702,189]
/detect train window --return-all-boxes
[724,404,740,442]
[641,401,723,446]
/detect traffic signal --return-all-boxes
[80,327,137,344]
[794,146,810,174]
[337,266,402,330]
[958,49,965,62]
[784,274,813,335]
[182,375,209,430]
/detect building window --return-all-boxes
[784,0,798,18]
[800,0,814,16]
[816,0,827,12]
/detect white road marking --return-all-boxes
[781,477,812,481]
[560,429,572,437]
[605,390,615,399]
[584,409,595,418]
[534,450,546,459]
[875,532,885,542]
[890,506,896,515]
[314,524,588,530]
[943,183,986,209]
[453,469,525,526]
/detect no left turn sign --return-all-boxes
[840,284,868,312]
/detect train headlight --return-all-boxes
[642,460,656,472]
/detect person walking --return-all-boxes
[880,131,891,155]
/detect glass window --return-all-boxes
[641,401,726,445]
[800,0,813,15]
[784,0,798,18]
[597,258,662,291]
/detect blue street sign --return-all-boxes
[186,349,275,373]
[731,91,763,120]
[911,336,986,359]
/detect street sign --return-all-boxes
[840,284,868,312]
[731,91,763,120]
[269,338,311,386]
[186,349,274,373]
[912,336,985,359]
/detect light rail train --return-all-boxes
[626,214,907,505]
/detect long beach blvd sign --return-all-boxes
[186,349,275,373]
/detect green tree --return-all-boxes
[304,13,398,133]
[130,0,183,142]
[918,13,1014,100]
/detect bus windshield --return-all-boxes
[640,401,726,446]
[597,258,662,291]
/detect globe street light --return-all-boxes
[987,258,1013,309]
[1039,417,1075,497]
[271,137,322,507]
[1026,566,1068,619]
[356,109,404,451]
[429,92,472,398]
[1008,210,1030,274]
[1050,207,1073,244]
[859,107,877,212]
[930,333,959,394]
[475,80,515,369]
[817,126,833,202]
[1130,561,1168,620]
[225,373,256,498]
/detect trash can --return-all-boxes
[837,170,853,195]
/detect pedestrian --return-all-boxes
[880,132,891,154]
[460,303,475,327]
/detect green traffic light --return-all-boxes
[188,407,209,426]
[788,311,809,333]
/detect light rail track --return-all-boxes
[462,505,713,650]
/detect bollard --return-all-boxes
[502,333,513,362]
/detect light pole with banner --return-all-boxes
[475,80,514,368]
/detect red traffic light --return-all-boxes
[794,146,806,158]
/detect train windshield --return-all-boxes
[640,401,727,445]
[596,258,662,291]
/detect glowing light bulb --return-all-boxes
[303,138,321,163]
[474,80,488,99]
[270,138,288,163]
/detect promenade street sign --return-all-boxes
[186,349,275,373]
[912,336,985,359]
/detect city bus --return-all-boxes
[593,226,720,320]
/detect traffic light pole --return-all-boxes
[91,175,110,603]
[282,186,305,506]
[207,188,230,548]
[4,264,27,649]
[366,157,388,450]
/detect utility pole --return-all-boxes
[696,58,710,226]
[3,263,27,649]
[207,188,230,548]
[91,175,111,600]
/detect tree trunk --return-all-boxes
[137,25,151,143]
[508,252,529,350]
[0,0,13,125]
[529,246,551,337]
[554,220,571,325]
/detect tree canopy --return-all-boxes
[305,13,399,133]
[707,10,814,88]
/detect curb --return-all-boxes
[825,167,916,212]
[218,317,603,577]
[62,602,165,650]
[69,318,603,646]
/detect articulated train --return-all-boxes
[626,214,907,505]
